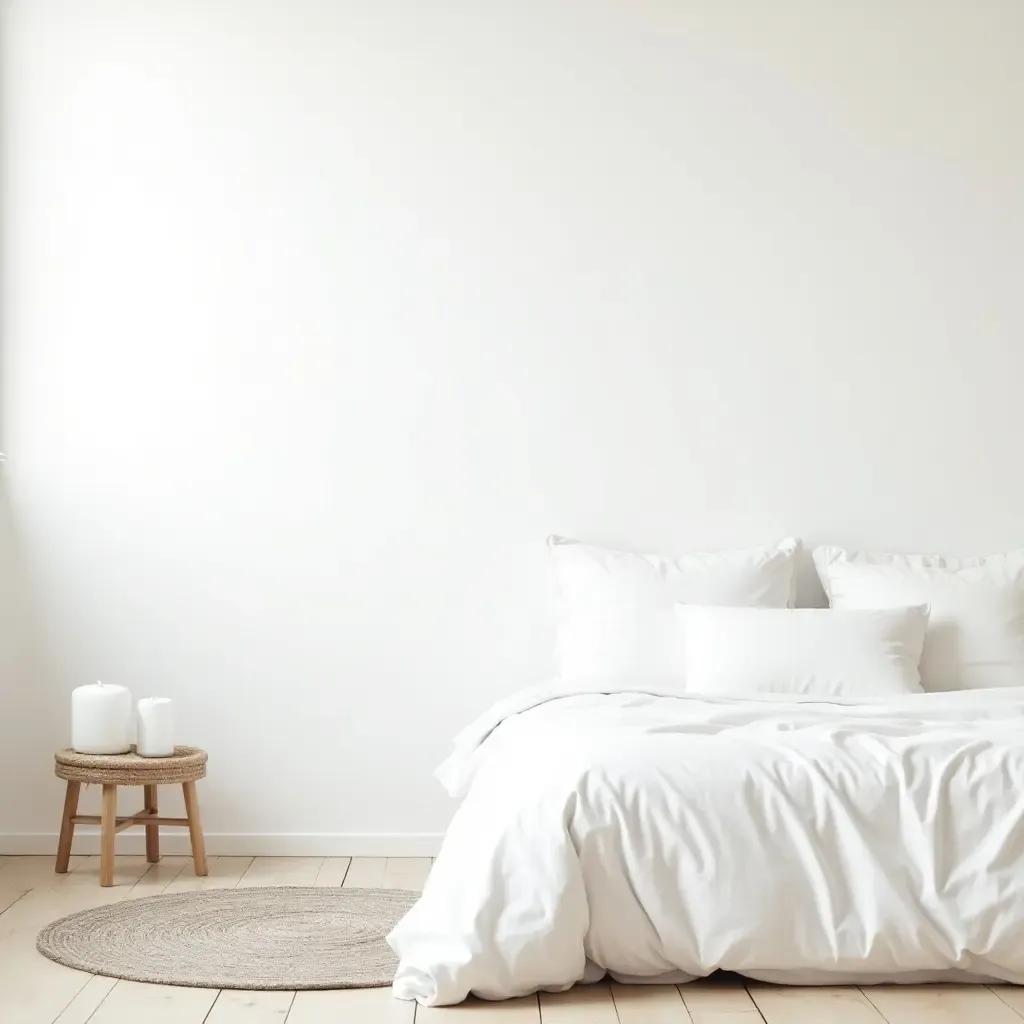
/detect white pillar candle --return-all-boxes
[71,681,132,755]
[137,697,175,757]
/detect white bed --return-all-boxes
[388,684,1024,1006]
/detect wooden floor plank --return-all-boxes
[682,1012,762,1023]
[612,983,693,1022]
[0,854,84,889]
[677,980,762,1023]
[539,984,619,1023]
[0,949,98,1023]
[416,994,541,1022]
[237,857,323,888]
[863,985,1023,1023]
[0,885,27,916]
[127,856,190,896]
[87,978,218,1024]
[53,976,119,1024]
[285,986,415,1022]
[0,881,132,1019]
[206,989,296,1023]
[991,986,1024,1017]
[750,985,884,1023]
[382,857,431,892]
[683,1011,764,1024]
[66,854,153,889]
[162,855,252,892]
[342,857,387,888]
[313,857,351,887]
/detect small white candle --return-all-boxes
[72,681,132,755]
[137,697,175,757]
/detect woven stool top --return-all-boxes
[55,746,207,785]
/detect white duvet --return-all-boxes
[388,684,1024,1005]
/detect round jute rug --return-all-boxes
[36,887,418,990]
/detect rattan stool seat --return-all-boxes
[54,746,207,785]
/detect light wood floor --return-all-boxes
[1,855,1023,1023]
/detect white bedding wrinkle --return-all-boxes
[388,685,1024,1005]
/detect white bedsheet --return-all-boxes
[388,684,1024,1005]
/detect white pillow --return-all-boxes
[813,546,1024,692]
[549,535,799,685]
[677,604,930,697]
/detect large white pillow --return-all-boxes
[549,535,799,685]
[813,546,1024,692]
[677,604,930,697]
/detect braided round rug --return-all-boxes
[36,887,417,989]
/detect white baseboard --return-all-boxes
[0,832,444,857]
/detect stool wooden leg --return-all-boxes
[55,780,81,873]
[182,781,208,876]
[143,784,160,863]
[100,784,118,886]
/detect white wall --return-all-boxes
[2,0,1023,853]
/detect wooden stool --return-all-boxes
[54,745,209,887]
